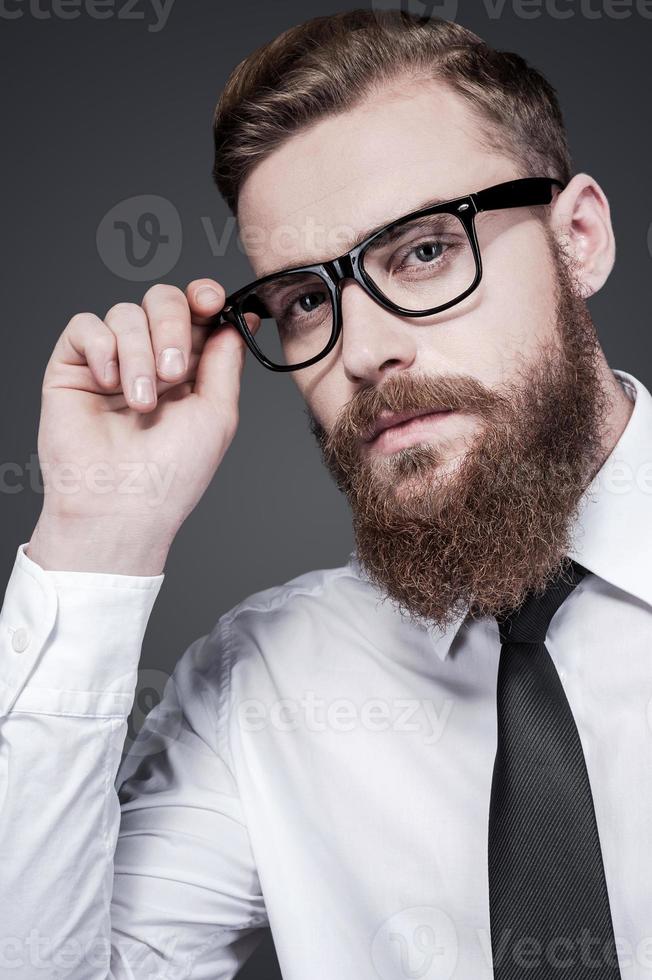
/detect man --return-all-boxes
[0,8,648,980]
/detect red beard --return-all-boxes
[310,240,610,629]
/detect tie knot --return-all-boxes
[496,559,588,645]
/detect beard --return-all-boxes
[308,237,611,631]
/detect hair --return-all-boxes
[211,8,572,217]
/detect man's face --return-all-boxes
[237,78,609,627]
[238,79,560,454]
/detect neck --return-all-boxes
[589,358,634,481]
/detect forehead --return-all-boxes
[236,78,515,279]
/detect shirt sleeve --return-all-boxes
[0,543,268,980]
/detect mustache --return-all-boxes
[320,370,510,458]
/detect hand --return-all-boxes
[27,280,258,575]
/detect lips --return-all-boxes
[365,407,451,443]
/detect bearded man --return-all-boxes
[1,10,647,980]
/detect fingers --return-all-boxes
[95,350,203,412]
[55,281,230,414]
[103,283,200,414]
[186,278,226,325]
[141,283,193,385]
[56,312,120,390]
[105,302,158,411]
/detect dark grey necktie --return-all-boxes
[488,559,621,979]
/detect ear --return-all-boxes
[549,173,616,298]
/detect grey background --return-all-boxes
[1,0,650,975]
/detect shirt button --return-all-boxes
[11,627,30,653]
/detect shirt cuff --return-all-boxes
[0,543,164,719]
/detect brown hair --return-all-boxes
[212,8,572,216]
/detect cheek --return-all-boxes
[490,219,558,328]
[421,222,559,386]
[291,221,558,408]
[292,364,348,432]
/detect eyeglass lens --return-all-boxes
[239,211,476,368]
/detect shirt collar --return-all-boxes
[566,368,652,610]
[346,548,470,662]
[348,369,652,663]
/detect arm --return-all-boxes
[1,274,264,976]
[0,544,267,979]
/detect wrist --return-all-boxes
[27,512,174,575]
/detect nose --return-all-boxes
[338,280,417,385]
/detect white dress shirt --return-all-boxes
[1,367,651,980]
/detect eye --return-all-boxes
[277,288,330,334]
[296,291,325,313]
[412,241,445,263]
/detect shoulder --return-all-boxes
[167,554,379,758]
[219,555,368,633]
[172,553,377,694]
[212,553,393,674]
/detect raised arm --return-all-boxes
[0,279,265,977]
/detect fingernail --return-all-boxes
[132,376,155,405]
[158,347,185,377]
[195,286,220,305]
[104,360,119,384]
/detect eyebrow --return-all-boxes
[257,191,450,280]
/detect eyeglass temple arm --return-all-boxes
[221,294,267,324]
[473,177,566,214]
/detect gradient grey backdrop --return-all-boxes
[2,0,651,975]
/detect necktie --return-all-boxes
[488,559,621,979]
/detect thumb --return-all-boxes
[193,314,259,415]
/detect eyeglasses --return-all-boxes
[218,176,565,372]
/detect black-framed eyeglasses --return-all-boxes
[218,176,565,372]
